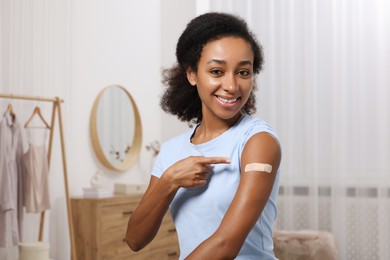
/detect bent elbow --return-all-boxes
[128,244,142,252]
[125,235,144,252]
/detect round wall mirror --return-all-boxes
[90,85,142,172]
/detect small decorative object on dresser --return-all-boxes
[71,194,179,260]
[114,182,147,194]
[19,242,51,260]
[90,170,104,188]
[82,187,113,198]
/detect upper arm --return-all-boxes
[214,131,281,252]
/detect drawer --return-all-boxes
[100,211,178,259]
[99,201,138,231]
[99,223,129,258]
[72,195,179,260]
[99,202,137,258]
[100,201,139,223]
[100,225,178,260]
[100,236,137,260]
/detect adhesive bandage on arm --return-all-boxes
[244,163,273,173]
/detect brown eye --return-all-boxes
[237,70,251,77]
[210,69,223,76]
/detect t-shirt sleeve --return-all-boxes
[239,121,279,154]
[151,145,165,178]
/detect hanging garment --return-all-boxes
[0,112,25,247]
[23,130,50,213]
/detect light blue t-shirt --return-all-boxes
[152,115,280,259]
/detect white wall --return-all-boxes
[68,0,162,194]
[0,1,196,259]
[160,0,196,142]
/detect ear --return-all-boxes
[186,67,197,86]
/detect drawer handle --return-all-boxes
[168,228,176,233]
[167,251,177,257]
[122,210,134,215]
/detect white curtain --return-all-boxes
[197,0,390,259]
[0,1,72,260]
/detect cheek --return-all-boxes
[242,78,254,92]
[196,76,221,95]
[205,77,220,88]
[242,81,254,100]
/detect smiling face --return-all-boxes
[186,36,254,124]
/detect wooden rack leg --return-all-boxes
[56,98,77,260]
[38,101,57,241]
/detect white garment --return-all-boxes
[0,112,25,247]
[23,140,51,213]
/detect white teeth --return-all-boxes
[217,96,238,103]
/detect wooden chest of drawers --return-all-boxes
[71,194,179,260]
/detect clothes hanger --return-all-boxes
[5,103,16,121]
[24,106,50,129]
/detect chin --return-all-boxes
[218,111,242,121]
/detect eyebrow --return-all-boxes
[207,59,252,66]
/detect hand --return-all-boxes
[162,156,230,189]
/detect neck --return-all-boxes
[191,112,242,144]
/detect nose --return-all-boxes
[223,73,238,93]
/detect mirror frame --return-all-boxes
[90,85,142,172]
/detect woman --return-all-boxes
[126,12,281,259]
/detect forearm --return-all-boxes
[126,177,178,251]
[186,233,239,260]
[126,155,230,252]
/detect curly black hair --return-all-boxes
[161,12,264,123]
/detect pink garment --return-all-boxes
[0,112,25,247]
[23,141,51,213]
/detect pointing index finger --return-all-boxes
[201,157,231,165]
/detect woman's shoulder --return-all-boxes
[239,114,278,137]
[234,115,280,152]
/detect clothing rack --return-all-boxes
[0,93,76,260]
